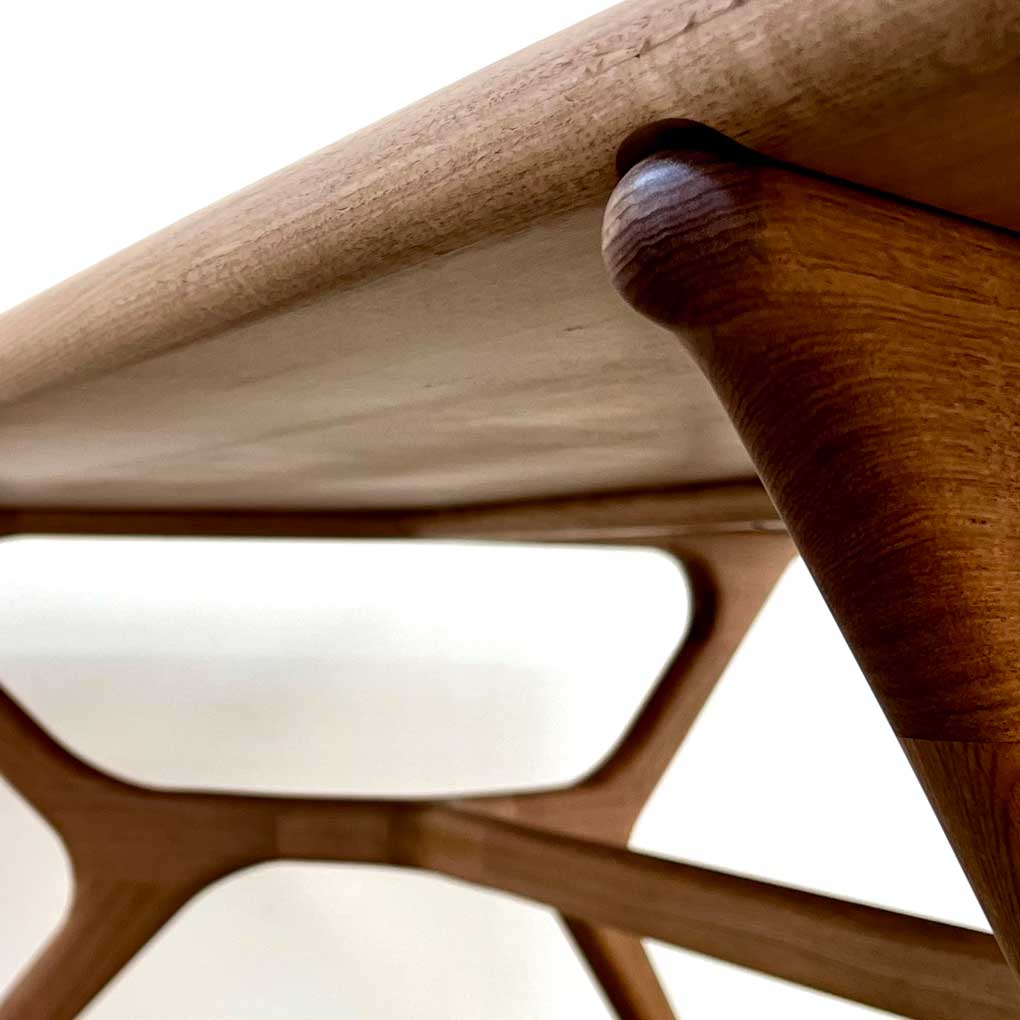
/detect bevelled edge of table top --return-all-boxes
[1,0,1018,408]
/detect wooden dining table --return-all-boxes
[4,1,1020,1017]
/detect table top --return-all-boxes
[2,0,1016,511]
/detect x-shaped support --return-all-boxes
[1,529,1016,1020]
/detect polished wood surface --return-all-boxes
[3,498,1015,1019]
[0,518,790,1020]
[461,532,794,839]
[418,805,1015,1020]
[0,686,413,1020]
[7,0,1020,1009]
[463,530,794,1017]
[561,919,675,1020]
[5,512,1016,1019]
[603,131,1020,984]
[0,208,750,510]
[5,0,1020,509]
[3,657,1017,1020]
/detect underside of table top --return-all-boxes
[2,0,1017,511]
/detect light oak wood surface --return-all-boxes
[0,207,750,510]
[4,0,1020,510]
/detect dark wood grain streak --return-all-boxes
[602,130,1020,982]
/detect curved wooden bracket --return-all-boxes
[458,530,793,1018]
[603,125,1020,985]
[458,532,794,842]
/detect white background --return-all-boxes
[0,3,991,1017]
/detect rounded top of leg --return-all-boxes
[602,141,774,330]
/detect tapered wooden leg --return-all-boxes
[602,124,1020,984]
[0,880,192,1020]
[562,919,675,1020]
[461,531,793,1018]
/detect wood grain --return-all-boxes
[562,919,675,1020]
[1,518,790,1019]
[415,806,1016,1020]
[0,880,194,1020]
[0,206,750,510]
[602,133,1020,980]
[5,0,1020,508]
[462,530,792,1019]
[2,685,1015,1020]
[902,738,1020,996]
[0,518,789,1020]
[0,684,416,1020]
